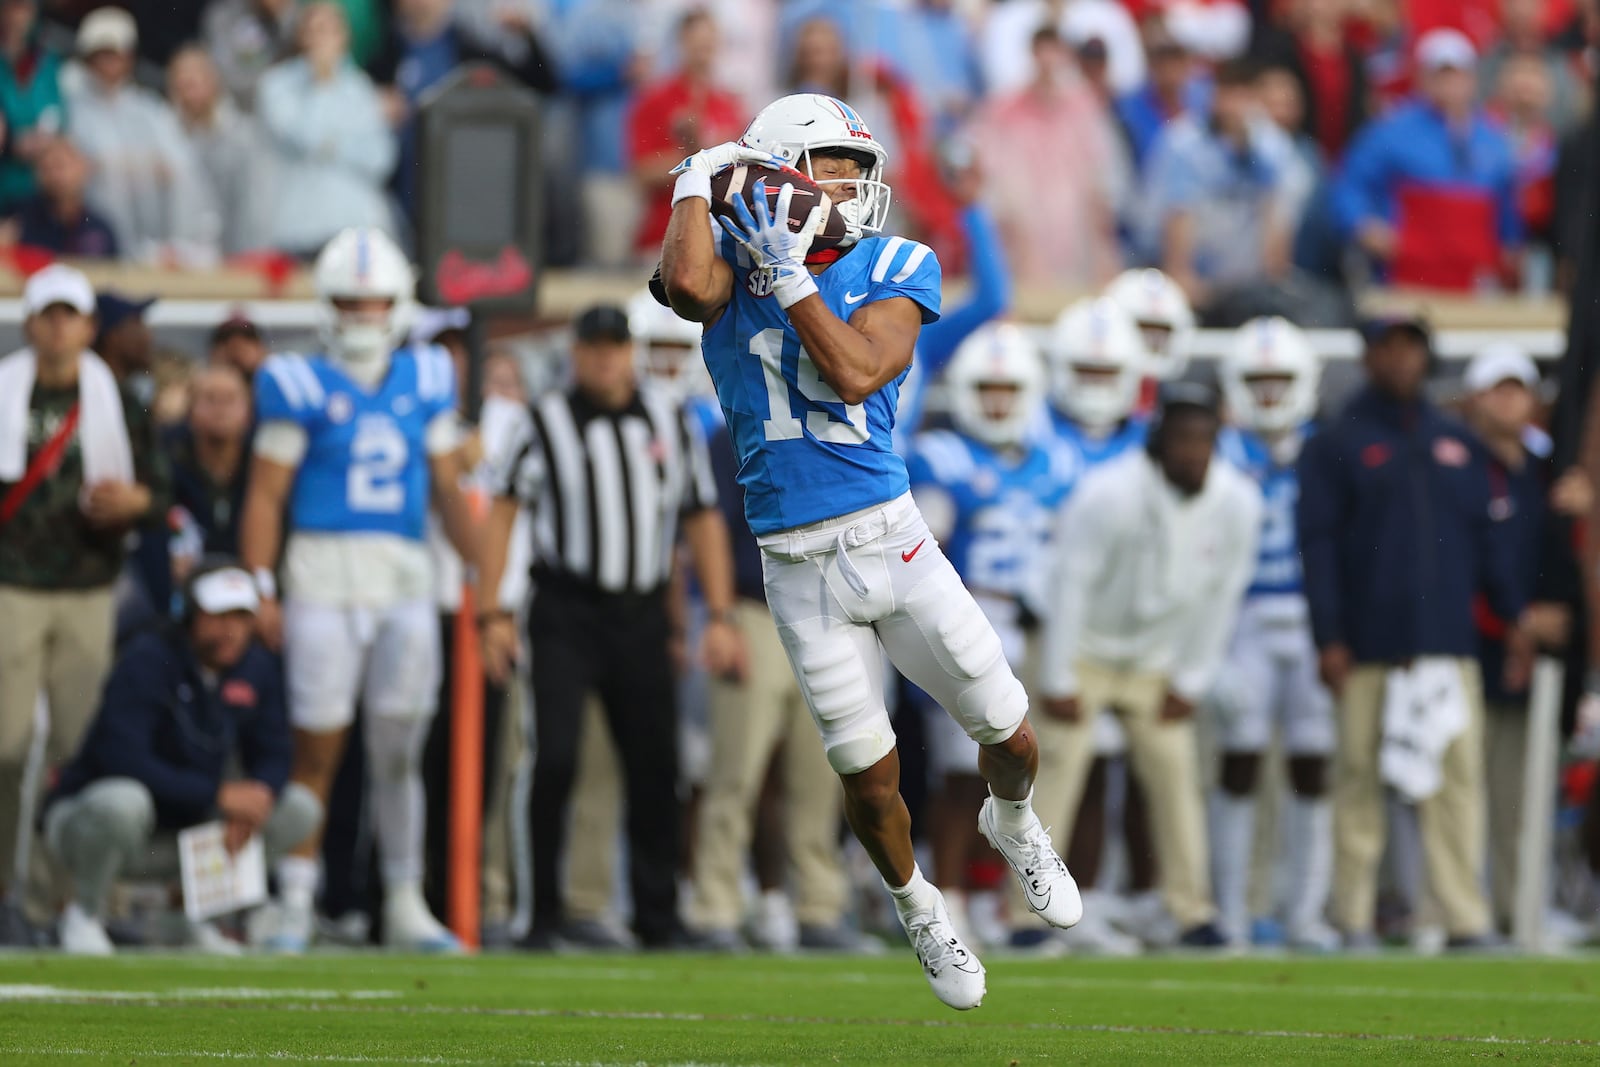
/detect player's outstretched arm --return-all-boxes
[660,143,772,322]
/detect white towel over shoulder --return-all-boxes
[0,347,134,486]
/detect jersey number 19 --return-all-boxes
[750,328,869,445]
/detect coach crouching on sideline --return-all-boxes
[42,557,321,955]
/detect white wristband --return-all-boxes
[774,270,819,310]
[252,567,277,601]
[672,169,712,207]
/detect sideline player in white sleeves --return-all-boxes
[1038,382,1262,948]
[240,227,478,953]
[659,93,1080,1010]
[1211,316,1339,950]
[905,324,1072,949]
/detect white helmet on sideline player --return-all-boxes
[738,93,891,246]
[1047,297,1147,432]
[313,227,415,375]
[945,323,1047,449]
[1221,316,1321,435]
[1103,268,1196,381]
[627,289,709,402]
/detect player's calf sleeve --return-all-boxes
[364,713,432,890]
[1210,790,1255,944]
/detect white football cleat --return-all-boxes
[261,902,313,955]
[748,888,799,952]
[1057,899,1143,957]
[1286,918,1342,954]
[187,919,245,956]
[383,886,462,954]
[58,904,113,956]
[897,890,986,1011]
[978,797,1082,929]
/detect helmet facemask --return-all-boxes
[800,148,891,246]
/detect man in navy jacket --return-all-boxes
[43,558,321,955]
[1297,317,1527,947]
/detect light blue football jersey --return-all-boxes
[701,231,941,535]
[255,346,456,541]
[1043,408,1148,479]
[1232,427,1308,597]
[907,429,1073,598]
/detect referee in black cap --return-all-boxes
[478,302,745,950]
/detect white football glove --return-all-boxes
[670,141,784,206]
[723,179,822,309]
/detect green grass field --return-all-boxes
[2,951,1598,1065]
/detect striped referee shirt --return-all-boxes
[493,384,718,595]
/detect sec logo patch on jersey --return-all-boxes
[745,268,775,298]
[327,393,354,424]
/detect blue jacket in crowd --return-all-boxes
[1297,386,1526,665]
[48,628,291,829]
[1331,100,1521,248]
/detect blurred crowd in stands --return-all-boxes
[0,0,1591,302]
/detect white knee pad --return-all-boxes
[788,629,894,776]
[924,587,1025,745]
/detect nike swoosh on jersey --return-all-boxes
[901,539,925,563]
[843,290,869,304]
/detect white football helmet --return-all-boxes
[627,289,709,402]
[1221,316,1321,435]
[313,227,415,374]
[1047,297,1148,432]
[945,323,1047,449]
[1103,268,1196,381]
[739,93,891,246]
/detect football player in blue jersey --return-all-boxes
[660,93,1080,1009]
[1029,295,1158,954]
[1102,268,1197,392]
[1041,297,1150,468]
[239,227,478,953]
[906,324,1071,949]
[1211,316,1338,951]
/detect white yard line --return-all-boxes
[3,995,1595,1049]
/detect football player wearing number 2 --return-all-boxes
[239,228,478,954]
[662,94,1081,1010]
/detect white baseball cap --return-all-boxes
[22,264,96,316]
[190,566,260,616]
[77,7,137,56]
[1416,28,1477,73]
[1464,343,1539,393]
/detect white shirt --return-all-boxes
[1039,449,1262,701]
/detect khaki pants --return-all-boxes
[1483,698,1526,931]
[1031,659,1214,928]
[691,600,845,931]
[1331,660,1490,938]
[0,585,115,889]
